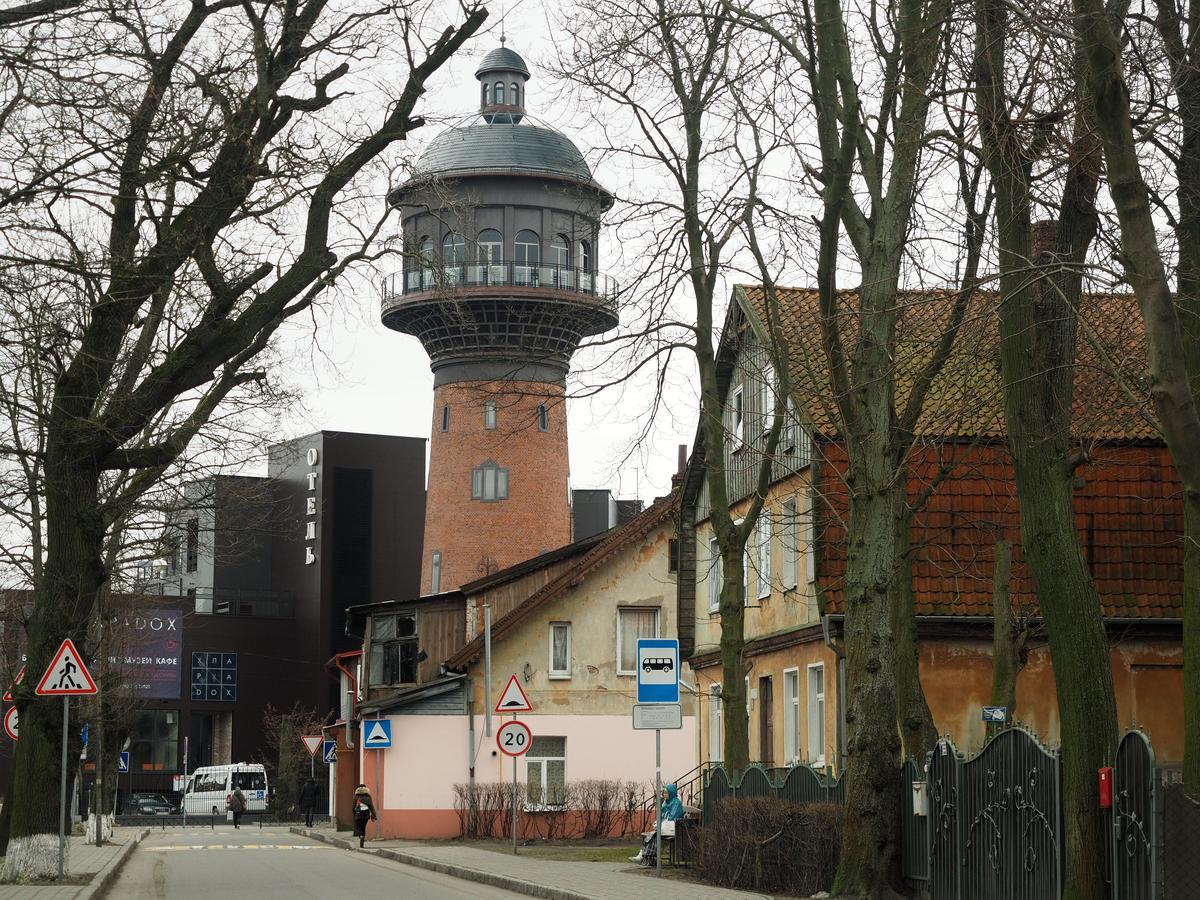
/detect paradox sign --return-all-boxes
[636,638,679,704]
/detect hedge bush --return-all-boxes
[695,797,841,894]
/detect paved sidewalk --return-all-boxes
[0,828,146,900]
[292,826,770,900]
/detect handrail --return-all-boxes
[379,261,617,301]
[638,760,716,820]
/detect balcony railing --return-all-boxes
[380,261,617,301]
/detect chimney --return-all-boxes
[671,443,689,489]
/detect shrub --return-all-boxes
[695,797,841,894]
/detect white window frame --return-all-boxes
[709,686,723,763]
[616,606,660,676]
[430,550,442,593]
[806,487,817,584]
[484,400,497,430]
[525,736,566,809]
[728,385,744,448]
[807,663,826,767]
[781,498,798,590]
[707,535,721,613]
[760,364,774,433]
[548,622,571,679]
[756,513,772,599]
[783,667,800,764]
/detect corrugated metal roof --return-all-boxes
[476,46,530,77]
[413,122,597,186]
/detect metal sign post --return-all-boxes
[35,638,98,881]
[496,719,531,856]
[634,638,679,879]
[655,729,662,877]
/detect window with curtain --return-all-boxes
[709,687,722,762]
[784,669,799,763]
[617,607,659,674]
[756,513,772,599]
[525,736,566,807]
[369,613,418,686]
[781,498,798,590]
[549,623,571,678]
[471,460,509,501]
[807,664,825,765]
[708,536,721,612]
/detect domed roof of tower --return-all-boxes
[475,45,530,78]
[413,121,601,190]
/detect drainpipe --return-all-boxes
[467,675,476,790]
[334,655,358,750]
[822,614,847,772]
[484,605,493,738]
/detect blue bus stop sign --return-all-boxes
[636,638,680,704]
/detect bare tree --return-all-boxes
[1075,0,1200,799]
[0,0,484,878]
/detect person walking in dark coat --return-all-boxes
[352,784,376,848]
[298,777,319,828]
[229,788,247,829]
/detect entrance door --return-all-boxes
[759,676,774,765]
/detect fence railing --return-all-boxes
[700,763,845,825]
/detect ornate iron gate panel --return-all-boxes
[901,758,930,882]
[928,737,963,900]
[960,727,1061,900]
[1111,730,1161,900]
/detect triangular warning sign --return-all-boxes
[301,735,322,757]
[3,666,25,702]
[35,639,97,696]
[494,674,533,713]
[364,721,390,745]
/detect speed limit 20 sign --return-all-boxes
[496,719,532,756]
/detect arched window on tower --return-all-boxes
[482,83,490,106]
[418,235,433,289]
[440,404,450,432]
[577,239,592,291]
[515,230,540,286]
[511,82,520,105]
[550,235,570,287]
[484,400,497,430]
[442,232,465,284]
[471,460,509,501]
[495,81,505,105]
[538,404,548,432]
[478,229,502,284]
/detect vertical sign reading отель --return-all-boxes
[304,447,319,565]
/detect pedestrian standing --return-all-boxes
[298,776,319,828]
[229,787,247,829]
[352,783,376,848]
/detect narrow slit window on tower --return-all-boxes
[495,81,505,104]
[537,404,548,431]
[440,404,450,432]
[511,82,520,104]
[471,460,509,501]
[431,550,442,593]
[484,400,497,430]
[482,83,490,105]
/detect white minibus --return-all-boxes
[180,763,269,816]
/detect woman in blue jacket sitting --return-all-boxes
[630,784,686,866]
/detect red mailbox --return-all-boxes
[1098,766,1113,809]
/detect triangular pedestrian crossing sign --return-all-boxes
[3,666,25,702]
[35,639,97,696]
[494,674,533,713]
[301,735,322,757]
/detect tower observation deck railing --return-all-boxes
[379,261,617,304]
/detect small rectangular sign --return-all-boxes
[636,638,680,704]
[982,706,1007,722]
[633,703,683,730]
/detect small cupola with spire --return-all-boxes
[477,39,530,124]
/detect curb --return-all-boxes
[290,827,590,900]
[79,827,149,900]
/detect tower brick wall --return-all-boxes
[421,380,571,593]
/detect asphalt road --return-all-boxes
[107,827,529,899]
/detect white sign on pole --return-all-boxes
[633,703,683,730]
[301,735,323,757]
[496,720,532,757]
[35,639,97,696]
[3,706,16,741]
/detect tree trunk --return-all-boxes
[4,450,105,881]
[892,495,937,762]
[989,540,1025,739]
[719,547,749,771]
[835,474,903,898]
[1185,499,1200,795]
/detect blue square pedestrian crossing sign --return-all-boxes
[322,740,337,764]
[117,751,129,773]
[636,638,680,703]
[362,719,392,749]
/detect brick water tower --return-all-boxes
[382,44,617,594]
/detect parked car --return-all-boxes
[124,792,173,815]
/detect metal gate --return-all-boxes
[1111,730,1161,900]
[928,737,963,900]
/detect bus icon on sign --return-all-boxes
[642,658,674,673]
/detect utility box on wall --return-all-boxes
[911,780,929,817]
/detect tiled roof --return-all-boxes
[814,442,1183,619]
[738,286,1158,440]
